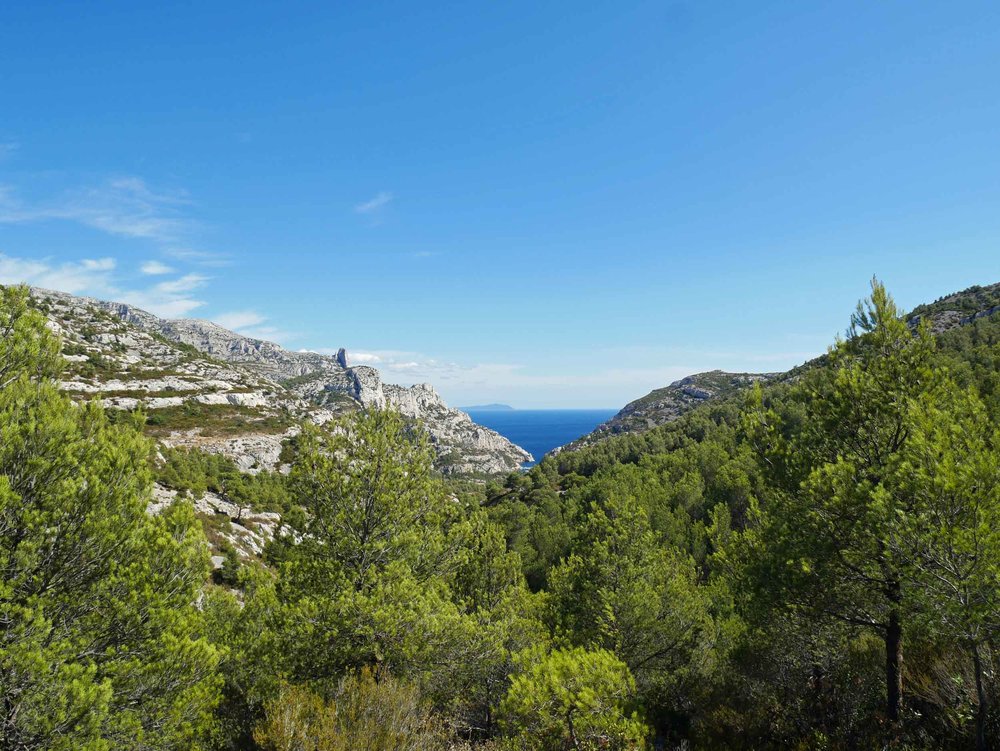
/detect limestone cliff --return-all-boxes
[30,287,531,476]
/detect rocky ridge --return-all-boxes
[560,281,1000,455]
[30,287,531,477]
[905,281,1000,334]
[557,370,777,453]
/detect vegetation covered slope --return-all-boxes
[27,286,531,476]
[562,370,778,451]
[907,280,1000,332]
[566,280,1000,454]
[6,279,1000,751]
[484,279,1000,749]
[0,286,221,749]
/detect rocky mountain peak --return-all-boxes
[27,286,532,476]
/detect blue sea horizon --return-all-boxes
[465,408,618,467]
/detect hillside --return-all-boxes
[485,280,1000,749]
[29,286,531,477]
[559,370,778,452]
[561,281,1000,453]
[906,280,1000,332]
[11,277,1000,751]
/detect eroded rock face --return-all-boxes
[30,286,530,476]
[149,484,283,559]
[385,383,532,473]
[162,429,296,474]
[348,366,387,408]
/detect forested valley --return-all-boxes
[3,278,1000,750]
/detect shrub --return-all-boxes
[499,646,648,750]
[254,669,447,751]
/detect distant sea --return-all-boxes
[465,409,618,467]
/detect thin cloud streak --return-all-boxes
[0,177,190,242]
[0,252,207,318]
[0,254,119,296]
[140,260,174,275]
[214,310,267,330]
[307,346,699,393]
[354,191,392,214]
[0,173,227,266]
[213,310,295,343]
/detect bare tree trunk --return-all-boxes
[885,582,903,725]
[2,692,17,751]
[567,708,581,750]
[972,642,989,751]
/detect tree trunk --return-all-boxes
[972,642,989,751]
[1,692,15,751]
[885,585,903,724]
[566,708,581,750]
[810,663,828,735]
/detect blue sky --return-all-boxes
[1,1,999,407]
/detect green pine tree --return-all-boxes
[739,279,939,727]
[499,645,648,751]
[548,492,716,716]
[0,286,221,750]
[890,382,1000,750]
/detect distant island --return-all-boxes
[461,403,515,411]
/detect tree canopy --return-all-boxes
[7,279,1000,750]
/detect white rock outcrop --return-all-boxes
[31,286,531,476]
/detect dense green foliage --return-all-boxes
[7,279,1000,750]
[486,280,1000,749]
[0,286,221,750]
[157,447,291,511]
[909,282,1000,319]
[253,671,448,751]
[499,646,647,750]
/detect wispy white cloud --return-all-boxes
[377,358,696,391]
[140,260,174,275]
[236,325,296,344]
[0,168,231,319]
[590,343,824,368]
[0,252,207,318]
[0,177,191,243]
[0,254,118,296]
[214,310,267,330]
[303,344,759,407]
[348,351,382,364]
[0,142,18,160]
[307,348,419,372]
[0,174,227,267]
[214,310,295,343]
[354,191,392,215]
[120,273,210,317]
[122,293,205,319]
[80,258,115,272]
[0,166,230,317]
[381,357,718,408]
[153,273,209,295]
[164,247,230,267]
